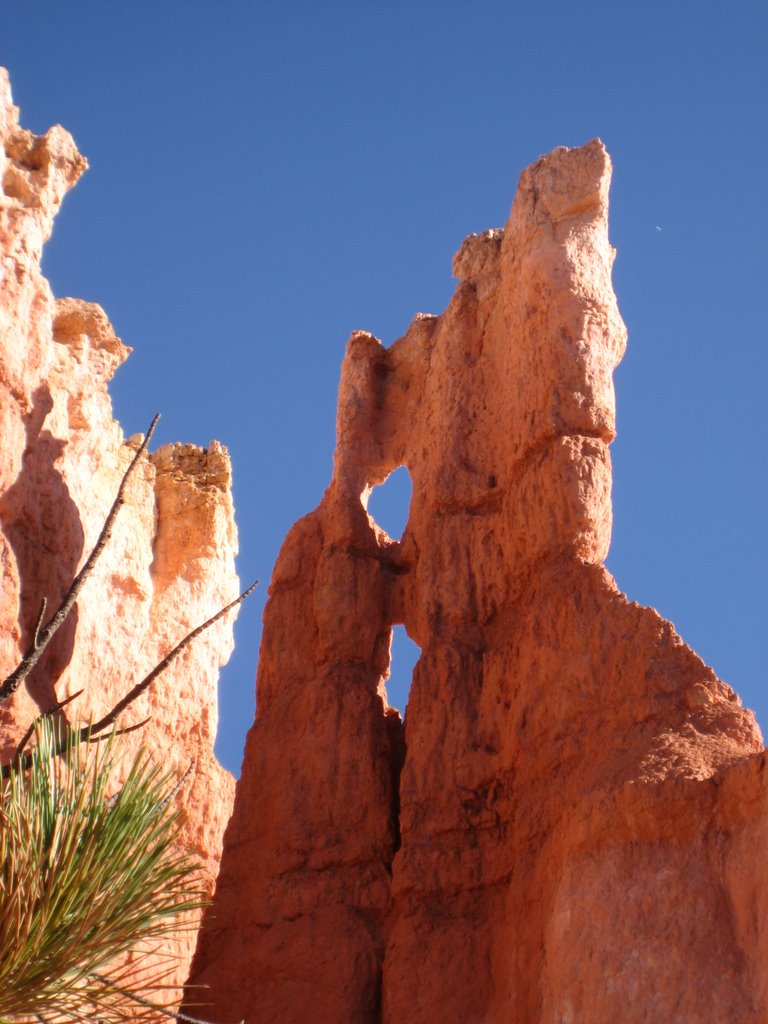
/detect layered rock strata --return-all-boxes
[187,139,767,1022]
[0,67,238,1003]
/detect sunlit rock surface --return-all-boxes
[187,138,767,1023]
[0,67,238,1006]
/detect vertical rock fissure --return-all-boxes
[381,624,420,857]
[383,623,419,716]
[385,682,406,858]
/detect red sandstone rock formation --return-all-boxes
[0,67,238,1004]
[187,139,768,1022]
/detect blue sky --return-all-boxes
[3,1,766,775]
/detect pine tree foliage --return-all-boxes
[0,717,203,1022]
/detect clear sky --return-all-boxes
[3,1,766,775]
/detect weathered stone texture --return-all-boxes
[187,138,767,1022]
[0,67,238,1005]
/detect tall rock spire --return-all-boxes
[187,140,767,1023]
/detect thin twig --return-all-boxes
[158,760,195,811]
[86,580,258,737]
[88,971,244,1024]
[13,688,85,761]
[0,414,160,704]
[84,717,151,742]
[31,597,47,649]
[103,756,194,813]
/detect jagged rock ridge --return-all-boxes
[0,67,239,1005]
[187,139,768,1022]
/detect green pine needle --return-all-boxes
[0,716,204,1022]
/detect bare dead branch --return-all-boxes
[84,717,151,742]
[1,581,257,778]
[87,580,258,737]
[0,414,161,704]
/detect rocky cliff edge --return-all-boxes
[0,67,238,1008]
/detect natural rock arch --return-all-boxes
[186,141,768,1024]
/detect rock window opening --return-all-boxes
[386,624,421,716]
[366,465,412,540]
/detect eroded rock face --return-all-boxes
[187,138,768,1023]
[0,67,238,1004]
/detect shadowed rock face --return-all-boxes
[0,68,239,1005]
[187,137,768,1024]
